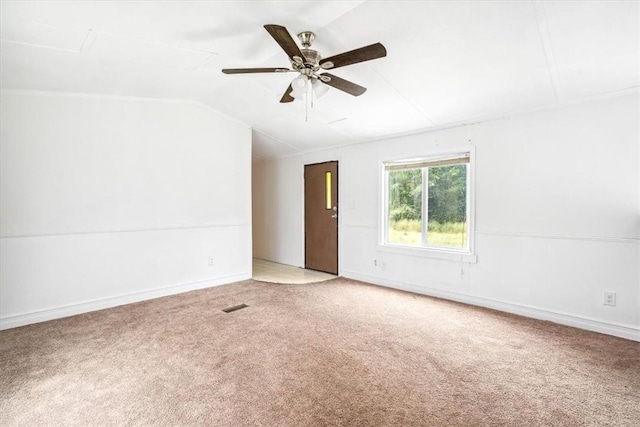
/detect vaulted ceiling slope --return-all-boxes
[1,1,638,159]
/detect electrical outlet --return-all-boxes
[208,257,215,267]
[373,259,378,267]
[603,291,616,307]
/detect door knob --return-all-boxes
[331,214,338,219]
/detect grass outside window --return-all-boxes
[387,220,467,247]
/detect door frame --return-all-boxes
[301,159,341,275]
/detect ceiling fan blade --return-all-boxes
[222,67,292,74]
[264,24,305,63]
[280,84,294,103]
[319,73,367,96]
[320,43,387,70]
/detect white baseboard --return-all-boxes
[0,272,251,330]
[341,270,640,342]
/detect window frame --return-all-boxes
[379,150,476,263]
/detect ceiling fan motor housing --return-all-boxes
[296,49,321,76]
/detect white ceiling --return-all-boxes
[1,1,638,159]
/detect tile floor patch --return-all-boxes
[253,259,337,284]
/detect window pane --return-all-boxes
[387,169,422,245]
[427,164,467,248]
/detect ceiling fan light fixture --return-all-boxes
[291,75,309,99]
[312,79,329,99]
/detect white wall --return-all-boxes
[1,91,252,328]
[253,93,640,341]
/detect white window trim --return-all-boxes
[378,148,476,263]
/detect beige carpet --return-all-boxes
[1,278,639,426]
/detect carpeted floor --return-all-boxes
[1,278,639,426]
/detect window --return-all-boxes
[383,153,471,251]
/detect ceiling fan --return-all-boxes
[222,24,387,103]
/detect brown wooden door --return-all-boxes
[305,161,338,274]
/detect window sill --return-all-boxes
[377,243,478,263]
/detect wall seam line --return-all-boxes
[1,223,250,239]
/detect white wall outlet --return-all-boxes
[603,291,616,306]
[373,259,378,267]
[207,257,215,267]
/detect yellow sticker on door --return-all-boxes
[325,171,332,209]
